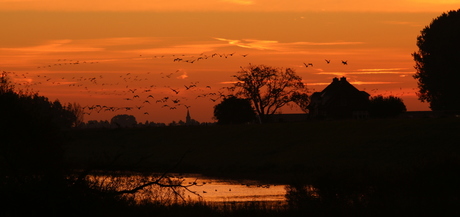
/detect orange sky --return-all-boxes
[1,1,459,123]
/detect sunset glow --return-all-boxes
[2,1,458,123]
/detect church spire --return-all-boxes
[186,109,191,125]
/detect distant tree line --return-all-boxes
[79,114,212,129]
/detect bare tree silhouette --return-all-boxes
[232,64,308,123]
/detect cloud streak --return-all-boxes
[316,68,413,76]
[1,0,456,12]
[304,81,400,86]
[214,37,364,51]
[221,0,254,5]
[382,21,423,27]
[0,39,104,53]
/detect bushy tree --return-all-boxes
[213,96,256,124]
[368,95,406,118]
[412,9,460,111]
[111,114,137,128]
[232,64,308,123]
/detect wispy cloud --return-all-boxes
[214,37,364,51]
[382,21,423,27]
[1,37,229,63]
[357,68,408,71]
[354,68,412,74]
[316,68,412,76]
[0,0,457,12]
[214,38,278,50]
[221,0,254,5]
[350,81,400,85]
[292,42,366,46]
[132,42,227,55]
[176,70,188,79]
[0,39,104,53]
[306,82,334,86]
[219,81,238,84]
[87,37,163,47]
[304,81,400,86]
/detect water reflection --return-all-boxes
[85,172,187,205]
[182,176,286,202]
[85,173,286,204]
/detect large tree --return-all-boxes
[232,64,307,123]
[412,9,460,111]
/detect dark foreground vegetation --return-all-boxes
[62,118,460,216]
[3,71,460,216]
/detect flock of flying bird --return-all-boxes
[303,59,347,68]
[4,53,410,122]
[3,52,249,120]
[36,59,100,69]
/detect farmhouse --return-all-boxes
[308,77,370,119]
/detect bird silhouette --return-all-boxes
[325,59,331,64]
[342,60,348,65]
[170,88,180,94]
[303,62,313,67]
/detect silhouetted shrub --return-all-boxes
[111,114,138,128]
[369,95,406,118]
[213,96,257,124]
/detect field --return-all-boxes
[61,118,460,216]
[64,118,460,182]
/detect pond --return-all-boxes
[181,175,286,202]
[85,173,288,204]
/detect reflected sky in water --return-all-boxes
[182,176,286,202]
[87,173,286,203]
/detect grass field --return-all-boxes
[60,118,460,216]
[64,118,460,182]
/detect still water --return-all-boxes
[87,173,287,203]
[181,175,286,202]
